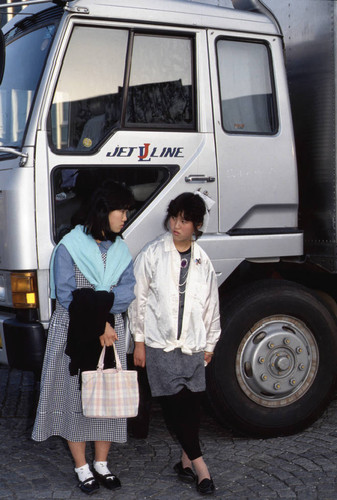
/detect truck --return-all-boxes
[0,0,336,438]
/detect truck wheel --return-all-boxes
[206,279,337,437]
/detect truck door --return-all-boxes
[207,31,299,240]
[35,20,218,271]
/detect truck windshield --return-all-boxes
[0,24,56,148]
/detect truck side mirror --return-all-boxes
[0,29,5,85]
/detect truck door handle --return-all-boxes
[185,175,215,183]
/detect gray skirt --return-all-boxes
[145,346,205,397]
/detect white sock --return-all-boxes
[75,463,94,484]
[93,460,111,476]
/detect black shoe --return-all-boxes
[173,461,196,483]
[93,470,121,490]
[77,477,99,495]
[196,477,215,495]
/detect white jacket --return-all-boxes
[128,232,221,354]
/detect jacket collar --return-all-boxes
[163,232,202,260]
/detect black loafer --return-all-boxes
[196,477,215,495]
[77,477,99,495]
[173,461,196,483]
[93,470,121,490]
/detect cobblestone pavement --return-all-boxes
[1,366,337,499]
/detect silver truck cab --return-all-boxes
[0,0,334,438]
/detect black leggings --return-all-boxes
[159,387,203,461]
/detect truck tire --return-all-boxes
[206,279,337,437]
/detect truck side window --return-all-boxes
[52,166,177,242]
[125,34,194,129]
[216,39,277,134]
[49,27,195,152]
[49,26,128,151]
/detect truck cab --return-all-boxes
[0,0,335,437]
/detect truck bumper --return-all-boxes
[0,312,46,375]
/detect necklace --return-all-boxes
[181,257,188,269]
[179,276,188,290]
[179,253,190,294]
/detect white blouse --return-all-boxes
[128,232,221,354]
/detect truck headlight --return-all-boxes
[10,272,38,308]
[0,275,5,301]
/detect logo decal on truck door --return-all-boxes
[106,143,184,162]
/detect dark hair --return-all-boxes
[164,192,206,240]
[83,181,135,242]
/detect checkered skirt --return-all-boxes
[32,260,127,443]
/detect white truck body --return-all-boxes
[0,0,335,437]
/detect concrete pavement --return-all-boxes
[1,365,337,499]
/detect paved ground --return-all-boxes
[1,366,337,499]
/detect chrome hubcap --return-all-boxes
[236,315,318,407]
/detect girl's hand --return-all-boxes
[204,351,214,365]
[99,321,118,347]
[134,342,146,368]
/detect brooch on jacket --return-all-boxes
[195,258,201,265]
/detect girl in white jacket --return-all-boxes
[129,192,221,496]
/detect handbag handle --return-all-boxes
[97,343,122,371]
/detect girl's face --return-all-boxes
[108,209,128,233]
[169,213,195,246]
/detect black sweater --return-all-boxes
[66,288,115,375]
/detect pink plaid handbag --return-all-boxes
[81,343,139,418]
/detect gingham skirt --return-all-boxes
[32,264,127,443]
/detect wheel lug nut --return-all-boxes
[268,342,275,349]
[290,379,296,386]
[283,338,290,345]
[261,373,268,381]
[298,363,305,371]
[274,383,281,390]
[296,347,302,354]
[258,357,265,364]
